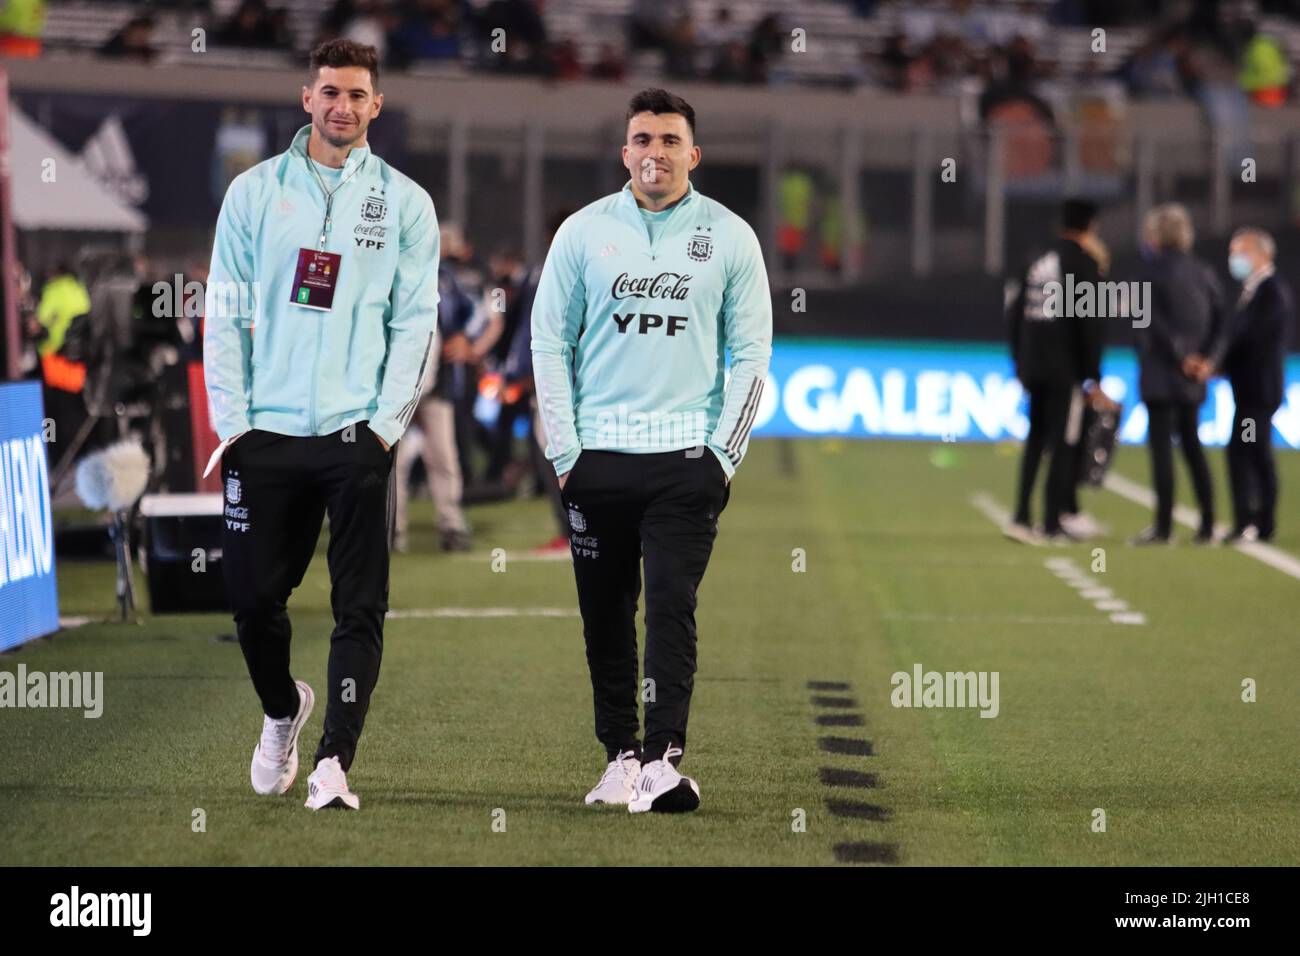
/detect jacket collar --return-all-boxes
[289,124,372,175]
[1242,262,1275,301]
[620,179,697,216]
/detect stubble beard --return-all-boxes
[319,116,364,150]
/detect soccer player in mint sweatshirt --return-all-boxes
[531,89,773,813]
[204,39,439,811]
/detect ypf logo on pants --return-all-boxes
[225,473,249,533]
[50,886,151,936]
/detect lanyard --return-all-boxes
[303,149,366,251]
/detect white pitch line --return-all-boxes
[882,611,1099,625]
[1078,587,1114,600]
[387,607,579,619]
[1103,471,1300,583]
[1041,556,1147,625]
[1054,571,1093,585]
[969,491,1011,527]
[969,493,1146,626]
[1110,611,1148,625]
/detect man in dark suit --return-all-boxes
[1006,198,1116,543]
[1191,228,1294,542]
[1132,204,1223,545]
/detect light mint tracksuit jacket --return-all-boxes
[204,124,440,448]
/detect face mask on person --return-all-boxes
[1228,254,1254,281]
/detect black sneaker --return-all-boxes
[439,530,472,552]
[1129,527,1171,546]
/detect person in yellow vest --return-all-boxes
[0,0,45,58]
[36,264,91,466]
[37,265,90,358]
[1239,28,1290,107]
[777,168,813,271]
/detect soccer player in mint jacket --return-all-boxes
[531,89,773,813]
[203,40,439,811]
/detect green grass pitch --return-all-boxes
[3,439,1298,865]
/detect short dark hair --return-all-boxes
[309,38,380,90]
[1060,198,1098,232]
[626,88,696,138]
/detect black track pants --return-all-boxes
[562,449,730,766]
[220,423,396,773]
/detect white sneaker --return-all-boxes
[584,749,641,805]
[1059,512,1104,539]
[628,745,699,814]
[1001,522,1042,546]
[1227,525,1260,545]
[250,680,314,796]
[304,756,360,811]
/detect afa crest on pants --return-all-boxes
[568,505,586,533]
[226,476,242,504]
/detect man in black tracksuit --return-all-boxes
[1006,199,1113,540]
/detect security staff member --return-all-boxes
[1006,198,1115,543]
[33,264,91,470]
[204,39,439,811]
[531,89,772,814]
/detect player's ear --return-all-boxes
[621,144,632,171]
[371,91,383,118]
[302,86,311,115]
[689,145,701,171]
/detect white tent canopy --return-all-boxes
[9,104,147,233]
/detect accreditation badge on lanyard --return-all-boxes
[290,150,366,312]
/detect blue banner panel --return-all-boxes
[0,381,60,651]
[750,339,1300,449]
